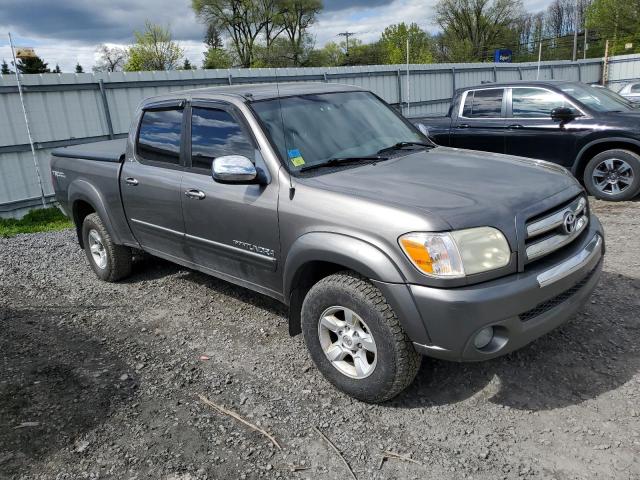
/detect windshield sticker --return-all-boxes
[288,149,305,167]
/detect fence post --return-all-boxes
[451,67,456,95]
[493,65,497,82]
[98,80,114,140]
[323,72,328,82]
[550,65,554,79]
[396,69,402,110]
[577,63,582,82]
[517,66,523,80]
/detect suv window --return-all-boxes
[137,109,183,164]
[191,107,254,171]
[512,88,571,118]
[462,89,503,118]
[631,83,640,93]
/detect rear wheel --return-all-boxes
[82,213,132,282]
[583,149,640,201]
[301,271,421,403]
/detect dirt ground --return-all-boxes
[1,198,639,480]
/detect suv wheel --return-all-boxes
[583,149,640,201]
[82,213,132,282]
[301,271,421,403]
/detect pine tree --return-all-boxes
[16,56,50,74]
[75,63,84,73]
[182,58,193,70]
[1,59,11,75]
[53,64,62,73]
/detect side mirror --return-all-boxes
[416,123,429,136]
[551,106,576,123]
[212,155,258,184]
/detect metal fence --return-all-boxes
[0,53,637,217]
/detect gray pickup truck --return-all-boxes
[51,83,604,402]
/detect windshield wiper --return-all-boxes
[376,141,434,155]
[299,155,387,173]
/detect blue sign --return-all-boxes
[494,49,512,63]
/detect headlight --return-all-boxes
[399,227,511,278]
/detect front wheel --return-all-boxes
[583,149,640,201]
[301,271,421,403]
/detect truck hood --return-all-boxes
[302,146,581,237]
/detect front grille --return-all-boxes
[524,195,589,264]
[519,265,597,322]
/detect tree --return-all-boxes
[1,59,12,75]
[16,56,50,74]
[205,22,224,49]
[93,44,127,72]
[182,58,194,69]
[434,0,524,61]
[380,22,433,64]
[278,0,322,65]
[53,64,62,73]
[192,0,275,67]
[125,22,184,71]
[586,0,640,55]
[203,21,233,68]
[75,63,84,73]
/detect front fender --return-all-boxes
[283,231,406,298]
[572,136,640,174]
[68,179,122,246]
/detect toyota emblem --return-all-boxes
[563,212,577,234]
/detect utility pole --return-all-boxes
[338,32,355,57]
[583,28,588,60]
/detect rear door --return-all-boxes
[120,101,188,259]
[451,88,507,154]
[180,100,281,294]
[504,87,582,167]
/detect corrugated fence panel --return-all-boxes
[2,54,640,215]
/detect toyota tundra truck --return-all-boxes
[51,83,604,403]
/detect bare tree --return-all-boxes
[93,44,127,72]
[192,0,272,67]
[278,0,322,65]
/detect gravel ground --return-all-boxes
[1,199,639,480]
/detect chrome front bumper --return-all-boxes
[537,233,603,287]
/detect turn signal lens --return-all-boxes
[399,233,464,277]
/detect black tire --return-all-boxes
[301,271,421,403]
[81,213,132,282]
[583,149,640,201]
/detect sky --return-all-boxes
[0,0,555,73]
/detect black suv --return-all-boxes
[412,80,640,201]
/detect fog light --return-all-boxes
[473,327,494,349]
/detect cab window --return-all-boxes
[190,107,254,171]
[137,108,183,165]
[462,89,504,118]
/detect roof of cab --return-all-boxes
[141,82,365,106]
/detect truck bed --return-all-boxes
[52,138,126,162]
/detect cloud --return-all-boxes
[323,0,392,11]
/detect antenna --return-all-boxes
[338,32,355,56]
[272,67,294,193]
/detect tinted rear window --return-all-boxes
[137,109,183,164]
[463,89,503,118]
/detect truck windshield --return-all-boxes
[251,91,428,172]
[559,83,634,112]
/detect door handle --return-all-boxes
[185,189,206,200]
[507,124,523,129]
[125,177,139,186]
[457,123,470,129]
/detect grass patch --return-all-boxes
[0,207,73,238]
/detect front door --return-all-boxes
[504,87,582,167]
[120,104,187,259]
[452,87,506,154]
[181,102,281,295]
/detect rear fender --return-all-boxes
[68,179,122,246]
